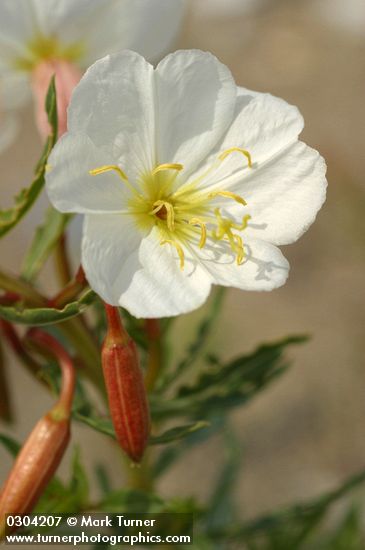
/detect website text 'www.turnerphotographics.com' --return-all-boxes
[4,513,193,546]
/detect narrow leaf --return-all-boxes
[150,421,210,445]
[0,337,14,422]
[158,288,226,391]
[0,289,96,326]
[69,447,89,508]
[21,207,70,281]
[0,77,57,238]
[74,412,115,438]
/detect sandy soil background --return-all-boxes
[1,0,365,527]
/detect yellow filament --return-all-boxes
[231,214,251,231]
[219,147,252,168]
[234,235,245,265]
[212,208,246,264]
[89,164,141,196]
[150,200,175,231]
[152,163,184,176]
[209,190,247,206]
[89,164,128,182]
[189,218,207,249]
[161,240,185,270]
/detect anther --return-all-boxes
[152,163,184,176]
[232,214,251,231]
[189,218,207,249]
[219,147,253,168]
[209,190,247,206]
[89,164,129,182]
[160,240,185,270]
[150,201,175,231]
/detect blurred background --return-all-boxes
[1,0,365,525]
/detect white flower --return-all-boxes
[0,0,186,148]
[46,50,327,318]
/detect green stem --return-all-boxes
[54,233,72,287]
[49,266,87,309]
[0,268,45,306]
[144,319,163,393]
[0,334,14,423]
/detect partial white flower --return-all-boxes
[0,0,186,147]
[46,50,327,318]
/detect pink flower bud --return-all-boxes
[102,305,150,463]
[31,60,81,139]
[0,331,75,538]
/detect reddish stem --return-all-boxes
[48,265,87,309]
[26,329,75,414]
[104,304,130,345]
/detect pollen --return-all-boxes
[219,147,253,168]
[161,240,185,270]
[89,148,253,270]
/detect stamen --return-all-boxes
[150,200,175,231]
[160,240,185,270]
[212,208,247,265]
[219,147,252,168]
[152,163,184,176]
[189,218,207,249]
[209,190,247,206]
[231,214,251,231]
[89,164,141,196]
[234,235,245,265]
[89,164,128,182]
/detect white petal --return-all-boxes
[84,0,187,65]
[156,50,236,174]
[0,0,36,62]
[81,214,144,306]
[46,133,133,214]
[227,141,328,245]
[200,237,290,291]
[119,228,212,318]
[1,73,31,109]
[30,0,105,42]
[189,89,304,191]
[68,51,156,179]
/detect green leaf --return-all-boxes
[320,506,364,550]
[69,447,89,508]
[0,77,58,238]
[75,412,209,448]
[157,288,226,391]
[151,336,307,420]
[205,429,242,531]
[0,289,96,326]
[21,208,71,281]
[0,433,20,456]
[0,338,14,422]
[150,421,210,445]
[99,489,164,514]
[152,416,225,479]
[210,469,365,548]
[74,412,115,438]
[94,464,112,498]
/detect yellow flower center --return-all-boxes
[89,149,252,270]
[14,34,84,71]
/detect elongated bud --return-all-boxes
[102,304,150,463]
[31,59,81,139]
[0,331,75,538]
